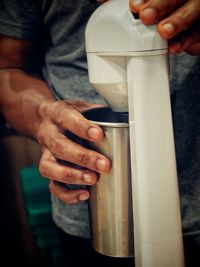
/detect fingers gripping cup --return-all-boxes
[82,107,134,258]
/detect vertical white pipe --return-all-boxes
[127,54,185,267]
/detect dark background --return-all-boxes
[0,120,42,266]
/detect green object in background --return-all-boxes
[20,166,63,267]
[20,166,52,226]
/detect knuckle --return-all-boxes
[54,107,70,127]
[175,7,193,26]
[78,150,90,165]
[74,118,87,133]
[38,159,48,178]
[49,138,62,157]
[64,171,76,184]
[38,100,50,117]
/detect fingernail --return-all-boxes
[88,127,100,140]
[78,193,89,201]
[140,8,158,22]
[96,158,107,172]
[83,173,93,183]
[133,0,144,7]
[161,23,175,37]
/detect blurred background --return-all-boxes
[0,117,63,267]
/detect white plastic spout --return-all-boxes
[86,0,167,112]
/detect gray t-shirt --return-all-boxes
[0,0,200,243]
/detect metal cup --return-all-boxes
[82,107,134,258]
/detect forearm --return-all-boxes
[0,69,55,140]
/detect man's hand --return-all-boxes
[37,99,111,204]
[0,35,111,205]
[129,0,200,55]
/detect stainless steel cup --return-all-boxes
[83,107,134,258]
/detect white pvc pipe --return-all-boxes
[127,54,185,267]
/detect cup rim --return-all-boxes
[82,106,129,127]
